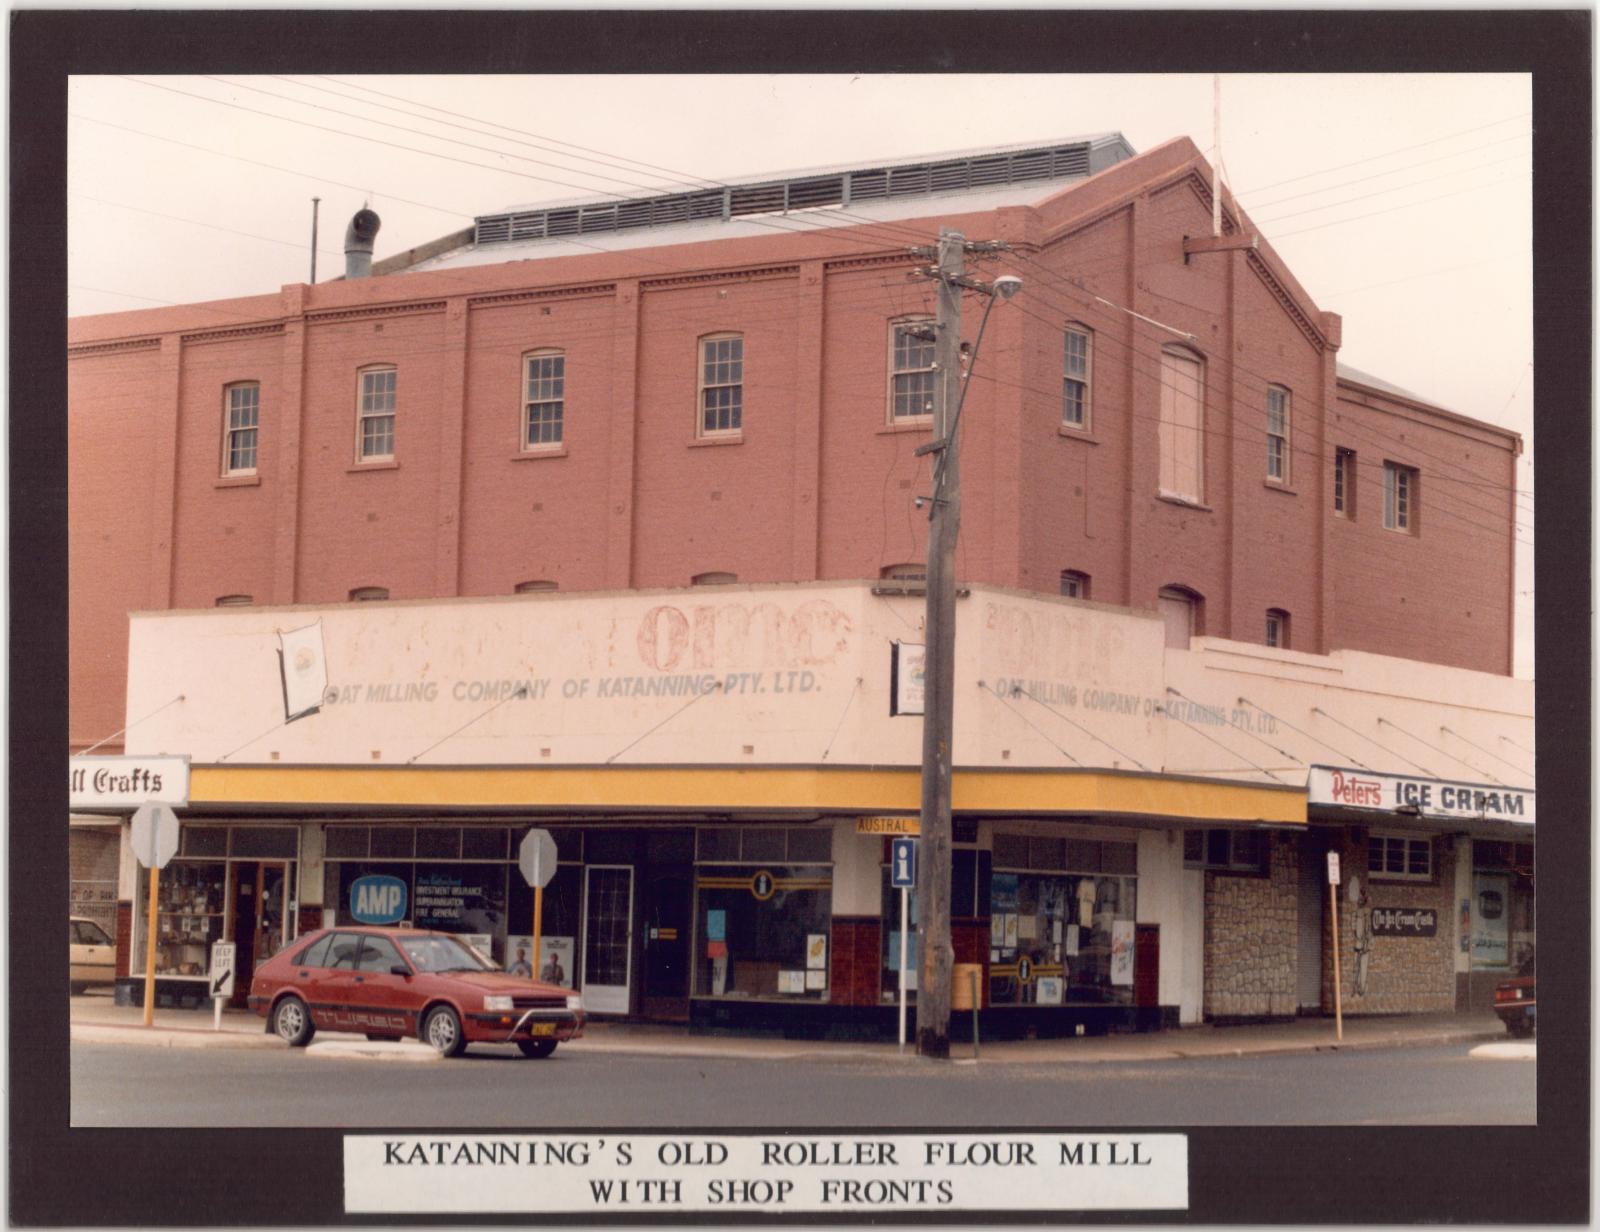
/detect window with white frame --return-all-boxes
[1158,346,1204,502]
[223,382,260,475]
[1059,570,1089,599]
[523,351,564,449]
[1369,832,1432,880]
[1063,325,1092,429]
[889,319,936,422]
[1266,608,1289,648]
[1383,462,1417,532]
[1334,448,1355,517]
[357,367,396,461]
[698,335,743,436]
[1266,386,1290,482]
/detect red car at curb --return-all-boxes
[248,926,585,1058]
[1492,949,1536,1039]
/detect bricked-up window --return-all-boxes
[1266,608,1289,648]
[515,580,558,593]
[1334,448,1355,517]
[223,382,260,475]
[1158,346,1205,502]
[889,319,937,422]
[1369,832,1432,881]
[1063,325,1092,429]
[523,351,564,449]
[357,366,397,461]
[1059,570,1089,599]
[1266,386,1290,483]
[1383,462,1417,532]
[1183,828,1267,873]
[698,334,743,436]
[349,586,389,602]
[215,594,253,606]
[691,572,737,586]
[1157,585,1201,649]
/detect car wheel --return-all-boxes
[423,1005,466,1058]
[1508,1019,1534,1039]
[516,1039,558,1059]
[272,996,316,1047]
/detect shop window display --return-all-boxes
[693,866,831,1000]
[147,862,227,977]
[989,837,1138,1007]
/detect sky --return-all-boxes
[66,73,1535,676]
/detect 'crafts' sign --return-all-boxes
[351,875,407,925]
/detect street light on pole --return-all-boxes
[913,227,1021,1059]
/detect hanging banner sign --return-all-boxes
[890,641,926,716]
[69,755,190,809]
[1308,765,1534,826]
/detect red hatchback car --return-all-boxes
[248,927,585,1058]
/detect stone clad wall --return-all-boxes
[1202,834,1298,1018]
[1325,834,1456,1014]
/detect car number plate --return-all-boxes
[529,1021,556,1037]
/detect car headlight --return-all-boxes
[566,994,584,1012]
[483,995,514,1012]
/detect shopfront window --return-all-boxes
[143,861,227,978]
[693,865,832,1000]
[879,846,988,1002]
[989,835,1137,1007]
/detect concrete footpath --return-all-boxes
[69,992,1508,1065]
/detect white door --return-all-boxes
[581,866,634,1015]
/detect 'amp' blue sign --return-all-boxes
[350,875,407,925]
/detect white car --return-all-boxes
[70,916,115,993]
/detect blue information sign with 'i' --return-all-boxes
[891,837,917,889]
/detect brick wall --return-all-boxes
[1202,834,1299,1018]
[66,141,1519,747]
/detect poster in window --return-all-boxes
[1035,975,1064,1005]
[806,934,827,970]
[805,969,827,991]
[706,909,726,942]
[778,970,806,994]
[1110,919,1135,985]
[1472,872,1510,966]
[1065,924,1080,956]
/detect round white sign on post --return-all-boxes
[519,828,559,889]
[130,802,180,869]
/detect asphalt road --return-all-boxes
[71,1040,1533,1128]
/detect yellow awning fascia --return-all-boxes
[188,764,1305,825]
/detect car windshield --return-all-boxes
[397,934,495,974]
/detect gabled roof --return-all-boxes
[389,133,1135,274]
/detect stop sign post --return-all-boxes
[518,829,559,980]
[130,803,180,1027]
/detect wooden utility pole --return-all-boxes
[914,228,965,1060]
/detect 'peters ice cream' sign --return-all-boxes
[1308,765,1533,826]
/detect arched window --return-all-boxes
[1158,586,1203,649]
[1062,325,1092,430]
[515,580,558,593]
[1266,608,1290,648]
[1059,570,1090,600]
[349,586,389,602]
[222,382,260,475]
[356,365,397,461]
[523,350,565,450]
[888,318,936,422]
[215,594,253,607]
[1158,346,1205,503]
[691,571,738,586]
[698,334,743,437]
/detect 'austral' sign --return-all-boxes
[1308,765,1534,826]
[351,875,407,925]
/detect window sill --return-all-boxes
[878,419,933,436]
[1263,480,1297,495]
[214,474,261,488]
[511,446,569,461]
[1156,492,1213,512]
[347,460,399,473]
[1057,425,1098,443]
[690,433,744,448]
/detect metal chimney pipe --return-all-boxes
[344,206,381,279]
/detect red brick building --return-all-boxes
[67,133,1520,756]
